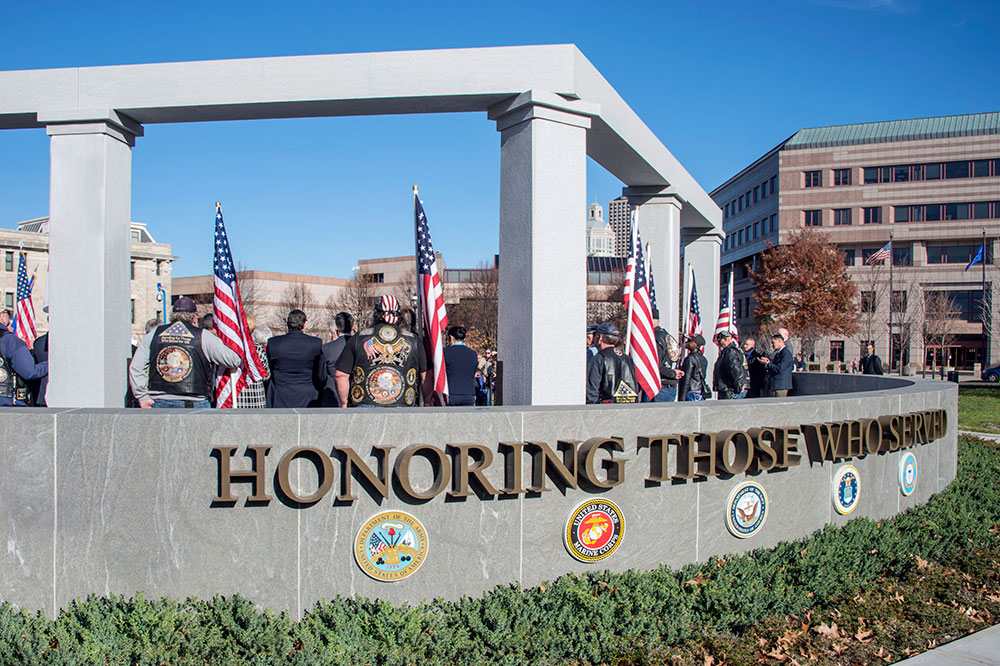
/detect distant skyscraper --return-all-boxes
[608,196,632,258]
[586,201,615,257]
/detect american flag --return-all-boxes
[415,191,449,406]
[686,265,703,338]
[623,210,636,307]
[212,205,266,408]
[368,532,386,556]
[625,228,661,399]
[647,243,658,313]
[866,241,891,265]
[13,252,36,346]
[714,271,737,342]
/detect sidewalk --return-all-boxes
[958,430,1000,442]
[894,623,1000,664]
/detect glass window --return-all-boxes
[3,252,12,272]
[753,222,759,238]
[804,171,822,188]
[833,168,850,186]
[130,229,140,242]
[843,248,855,266]
[891,291,907,314]
[770,214,777,232]
[834,208,852,225]
[754,186,760,202]
[770,175,777,193]
[738,229,744,245]
[880,166,892,183]
[893,245,912,266]
[973,160,990,177]
[804,210,822,226]
[739,196,743,211]
[4,293,12,309]
[130,261,135,280]
[131,299,135,324]
[863,207,882,224]
[746,191,752,206]
[864,167,879,184]
[925,162,941,180]
[994,159,1000,176]
[830,341,845,363]
[910,205,924,222]
[761,181,768,198]
[925,204,942,221]
[910,164,923,181]
[894,206,909,223]
[893,165,909,182]
[944,203,969,220]
[861,292,876,313]
[945,160,969,179]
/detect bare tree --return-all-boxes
[922,290,962,379]
[857,262,889,357]
[447,261,499,351]
[331,268,378,332]
[272,282,324,335]
[890,274,923,375]
[235,262,261,321]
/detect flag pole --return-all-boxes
[624,210,638,354]
[413,185,424,344]
[983,227,989,366]
[888,231,894,373]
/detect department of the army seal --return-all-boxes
[725,481,768,538]
[833,465,860,515]
[155,346,192,383]
[367,367,404,404]
[564,498,625,563]
[899,452,917,496]
[354,510,428,582]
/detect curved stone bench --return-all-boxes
[0,374,956,616]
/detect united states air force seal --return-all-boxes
[354,510,428,582]
[564,498,625,562]
[899,452,917,496]
[833,465,860,514]
[725,481,768,538]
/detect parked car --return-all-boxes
[982,364,1000,383]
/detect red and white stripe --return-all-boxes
[420,257,449,405]
[624,228,661,400]
[714,271,737,343]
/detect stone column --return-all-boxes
[42,110,142,408]
[682,230,723,379]
[488,91,598,405]
[624,186,682,340]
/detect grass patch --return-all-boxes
[0,438,996,665]
[958,387,1000,433]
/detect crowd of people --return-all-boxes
[0,296,886,408]
[585,311,888,404]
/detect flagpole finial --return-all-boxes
[215,201,221,209]
[413,185,418,194]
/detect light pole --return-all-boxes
[156,282,167,324]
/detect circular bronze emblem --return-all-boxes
[354,510,428,582]
[404,387,416,405]
[367,366,404,404]
[564,498,625,563]
[406,368,417,385]
[377,325,398,342]
[352,367,365,384]
[155,346,192,383]
[350,385,365,404]
[0,367,8,383]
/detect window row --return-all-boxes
[723,175,778,219]
[804,207,883,226]
[848,242,991,267]
[724,214,777,251]
[863,158,999,184]
[894,201,1000,223]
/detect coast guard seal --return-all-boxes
[725,482,768,538]
[899,452,917,496]
[833,465,860,514]
[564,498,625,562]
[354,511,428,582]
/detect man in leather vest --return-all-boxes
[0,320,48,407]
[586,322,638,404]
[128,297,242,408]
[334,295,427,407]
[713,330,748,399]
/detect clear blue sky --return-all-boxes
[1,0,997,278]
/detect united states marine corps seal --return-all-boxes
[354,510,428,582]
[725,481,768,538]
[833,465,860,514]
[564,498,625,562]
[899,452,917,496]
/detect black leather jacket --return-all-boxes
[713,342,747,398]
[654,327,681,387]
[586,347,638,404]
[678,351,708,397]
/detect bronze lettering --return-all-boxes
[844,420,864,458]
[802,423,838,462]
[212,445,272,503]
[881,415,901,452]
[637,436,671,482]
[578,437,625,488]
[901,414,915,449]
[776,427,802,468]
[674,433,717,479]
[862,419,882,455]
[394,444,451,500]
[912,412,925,445]
[749,427,778,472]
[446,444,500,499]
[525,441,578,492]
[498,442,526,495]
[716,430,753,476]
[276,447,334,504]
[938,409,948,440]
[334,445,393,502]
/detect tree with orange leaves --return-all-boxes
[750,230,858,361]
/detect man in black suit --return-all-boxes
[760,333,793,397]
[266,309,322,408]
[319,311,353,407]
[30,331,48,406]
[861,343,884,375]
[443,325,479,406]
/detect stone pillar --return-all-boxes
[624,186,682,340]
[489,92,598,405]
[42,110,142,408]
[682,230,723,379]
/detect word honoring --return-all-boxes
[212,409,946,506]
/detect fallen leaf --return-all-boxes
[831,643,846,655]
[763,649,787,661]
[855,628,874,643]
[813,623,840,639]
[539,585,545,593]
[915,555,931,569]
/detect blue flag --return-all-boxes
[965,244,984,272]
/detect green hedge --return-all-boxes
[1,439,997,666]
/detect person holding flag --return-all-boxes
[622,218,661,401]
[0,284,47,407]
[413,186,449,405]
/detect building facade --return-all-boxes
[712,112,1000,371]
[607,196,632,258]
[1,218,174,342]
[586,202,615,257]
